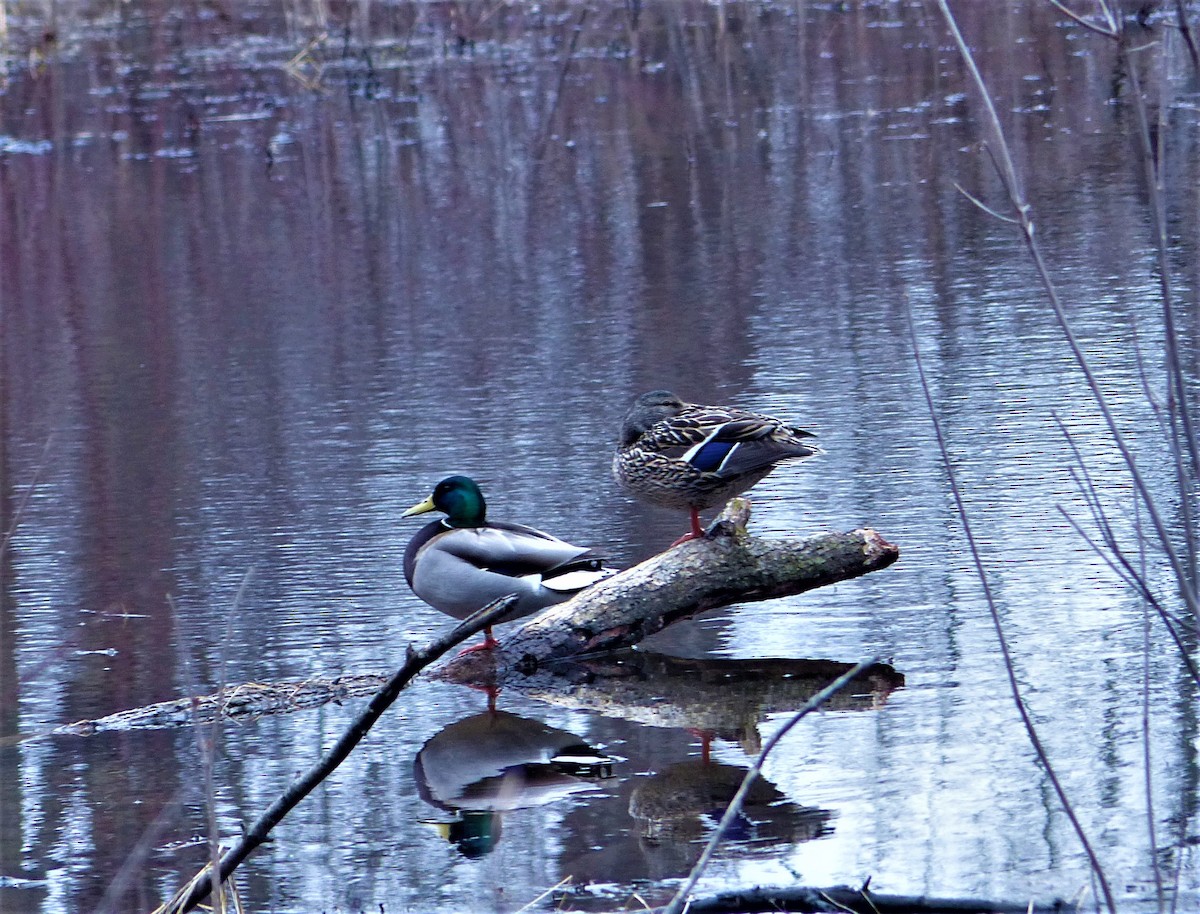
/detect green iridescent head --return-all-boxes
[402,475,487,527]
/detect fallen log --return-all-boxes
[39,503,898,741]
[437,499,899,685]
[44,674,390,737]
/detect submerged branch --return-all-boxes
[44,675,390,737]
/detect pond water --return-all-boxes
[3,1,1200,911]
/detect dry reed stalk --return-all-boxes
[152,594,518,914]
[927,6,1121,910]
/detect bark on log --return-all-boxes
[437,499,899,685]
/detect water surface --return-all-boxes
[2,2,1199,911]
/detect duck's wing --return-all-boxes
[641,405,820,479]
[436,523,595,577]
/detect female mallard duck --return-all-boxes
[614,390,821,543]
[402,476,614,651]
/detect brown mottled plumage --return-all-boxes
[613,390,821,542]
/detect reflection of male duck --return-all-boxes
[414,710,615,857]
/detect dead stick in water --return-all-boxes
[153,595,519,914]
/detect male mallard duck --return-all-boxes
[613,390,821,543]
[402,476,614,651]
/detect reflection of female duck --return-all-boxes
[402,476,615,651]
[629,759,833,845]
[414,710,614,857]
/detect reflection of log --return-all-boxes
[513,653,903,752]
[437,500,899,685]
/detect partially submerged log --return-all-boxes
[47,674,391,736]
[437,499,899,685]
[40,654,902,741]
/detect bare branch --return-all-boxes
[662,659,879,914]
[909,282,1117,914]
[941,0,1200,629]
[1047,0,1119,37]
[153,595,520,914]
[952,181,1018,223]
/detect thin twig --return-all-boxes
[1141,549,1166,913]
[1056,422,1199,652]
[945,0,1200,627]
[662,659,879,914]
[1046,0,1118,37]
[0,432,54,563]
[909,286,1116,914]
[199,569,253,914]
[513,875,573,913]
[1124,27,1200,587]
[153,594,520,914]
[1056,504,1200,680]
[952,181,1019,223]
[93,787,191,914]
